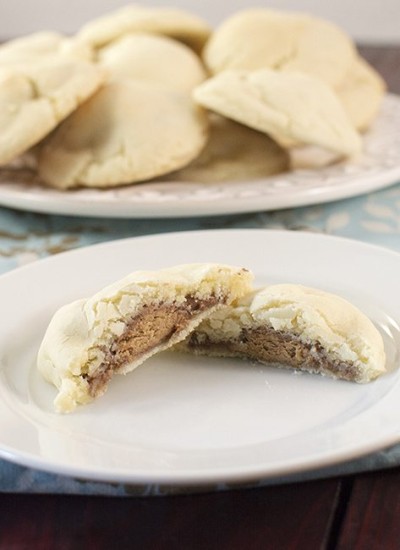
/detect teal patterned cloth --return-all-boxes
[1,181,400,495]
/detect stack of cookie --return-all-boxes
[0,5,386,189]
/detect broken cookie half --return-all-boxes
[37,264,253,413]
[179,284,386,383]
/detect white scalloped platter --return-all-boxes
[1,95,400,219]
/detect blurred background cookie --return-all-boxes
[0,31,93,65]
[163,114,289,183]
[0,4,389,187]
[335,56,386,132]
[97,32,206,92]
[0,60,104,166]
[38,80,209,188]
[203,9,356,87]
[194,69,361,161]
[78,5,212,53]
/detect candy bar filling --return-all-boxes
[86,295,220,397]
[185,325,364,382]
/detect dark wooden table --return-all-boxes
[1,46,400,550]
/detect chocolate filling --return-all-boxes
[186,325,362,381]
[87,295,220,397]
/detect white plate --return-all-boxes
[0,229,400,486]
[1,95,400,218]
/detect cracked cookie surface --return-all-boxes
[77,5,211,53]
[38,79,209,189]
[0,60,105,165]
[37,263,253,412]
[179,283,386,383]
[194,69,361,158]
[203,9,356,87]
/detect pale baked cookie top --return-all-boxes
[38,79,209,188]
[193,69,361,158]
[336,56,386,132]
[0,31,93,65]
[97,32,207,92]
[78,4,211,53]
[0,59,105,165]
[162,114,289,183]
[204,9,356,87]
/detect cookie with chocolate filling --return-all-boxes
[179,284,386,383]
[37,263,253,412]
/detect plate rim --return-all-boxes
[0,94,399,219]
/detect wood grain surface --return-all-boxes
[338,468,400,550]
[0,479,341,549]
